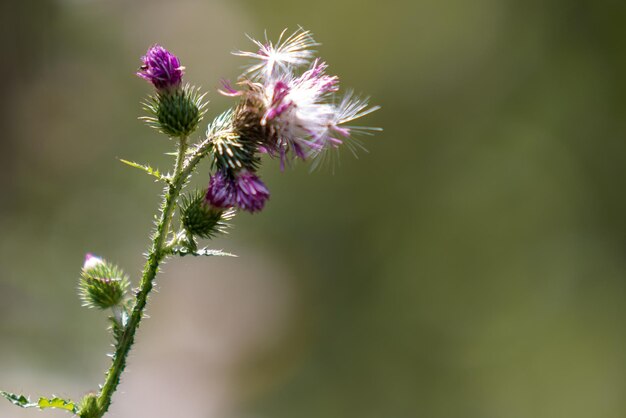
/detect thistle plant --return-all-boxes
[1,28,379,418]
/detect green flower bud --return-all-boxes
[180,190,234,239]
[78,255,129,310]
[142,84,207,138]
[78,393,99,418]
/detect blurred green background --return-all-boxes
[1,0,625,417]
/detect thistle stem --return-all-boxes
[95,136,188,417]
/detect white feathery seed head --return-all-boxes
[227,28,380,169]
[234,27,319,81]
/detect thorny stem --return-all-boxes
[95,136,189,417]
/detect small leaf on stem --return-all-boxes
[170,247,237,257]
[1,391,78,414]
[119,159,169,183]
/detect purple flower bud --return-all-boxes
[137,45,184,90]
[234,171,270,213]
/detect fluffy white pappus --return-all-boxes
[308,92,382,171]
[229,28,380,171]
[234,27,319,81]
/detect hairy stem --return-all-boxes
[95,136,188,417]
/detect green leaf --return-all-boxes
[1,391,78,414]
[170,247,236,257]
[38,397,78,412]
[1,391,31,407]
[119,159,169,183]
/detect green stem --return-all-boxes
[95,136,188,417]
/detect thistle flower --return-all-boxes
[224,28,380,169]
[138,45,207,137]
[137,44,184,90]
[205,170,269,213]
[233,170,270,213]
[205,170,236,209]
[0,28,383,417]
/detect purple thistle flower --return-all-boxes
[205,170,236,209]
[205,170,270,213]
[137,45,185,90]
[234,171,270,213]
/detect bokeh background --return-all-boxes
[1,0,625,417]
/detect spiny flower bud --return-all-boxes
[181,190,234,239]
[79,254,129,310]
[137,44,184,91]
[78,393,99,418]
[141,84,207,138]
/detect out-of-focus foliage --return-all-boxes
[0,0,624,417]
